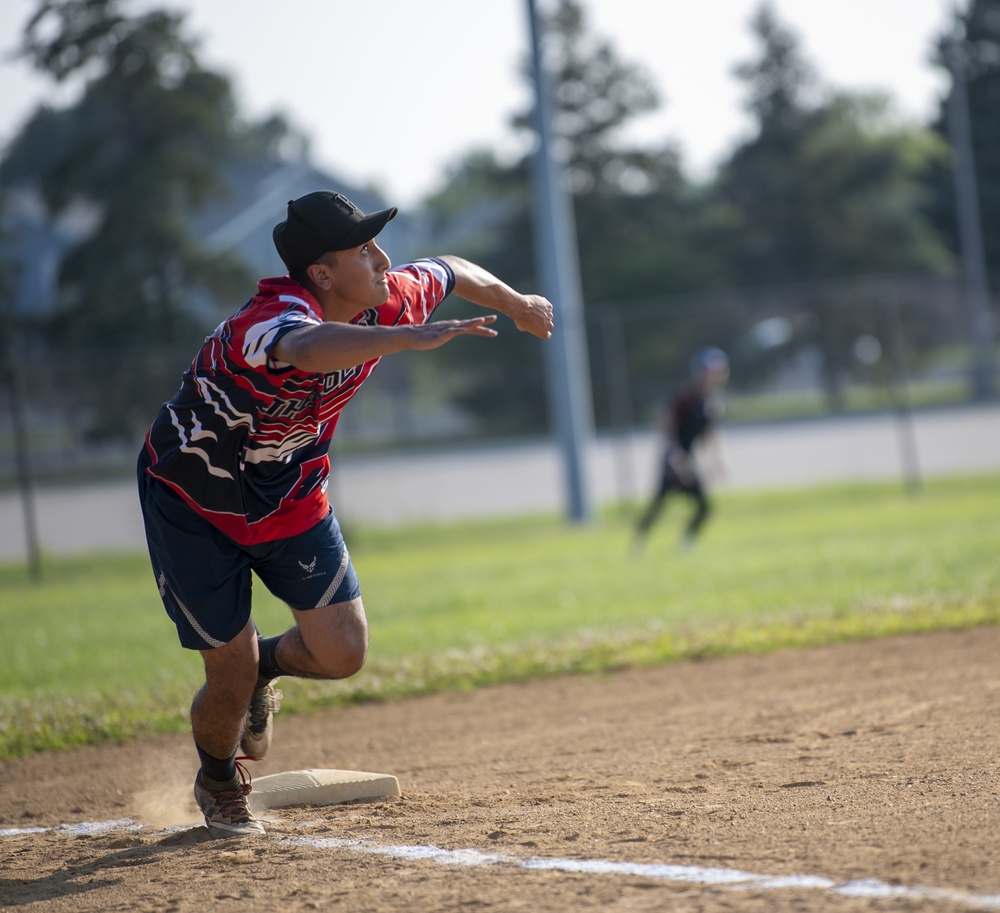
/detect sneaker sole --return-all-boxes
[204,818,266,838]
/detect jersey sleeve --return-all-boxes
[370,257,456,327]
[244,294,323,371]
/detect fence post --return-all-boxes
[6,344,42,579]
[881,283,922,494]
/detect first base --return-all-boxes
[250,769,401,810]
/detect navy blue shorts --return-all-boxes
[137,451,361,650]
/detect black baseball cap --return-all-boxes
[272,191,397,273]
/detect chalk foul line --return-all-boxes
[2,819,998,910]
[290,834,1000,908]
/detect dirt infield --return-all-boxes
[1,626,999,912]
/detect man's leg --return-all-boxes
[680,481,711,550]
[247,510,365,757]
[635,492,668,538]
[191,619,266,837]
[241,599,366,759]
[263,597,368,681]
[634,462,677,550]
[193,619,259,762]
[137,459,266,835]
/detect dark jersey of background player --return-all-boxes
[670,382,721,455]
[634,347,729,552]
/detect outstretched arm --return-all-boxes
[271,257,553,374]
[438,255,554,340]
[271,316,499,374]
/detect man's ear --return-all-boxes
[306,261,332,290]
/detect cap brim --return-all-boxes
[335,207,397,251]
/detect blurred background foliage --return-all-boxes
[0,0,997,477]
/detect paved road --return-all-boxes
[2,405,998,561]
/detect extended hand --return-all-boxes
[514,295,555,339]
[668,450,696,485]
[409,315,499,350]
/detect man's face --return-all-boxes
[704,364,730,391]
[693,362,729,393]
[324,239,393,313]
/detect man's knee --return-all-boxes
[321,617,367,678]
[293,598,369,679]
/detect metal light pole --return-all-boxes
[524,0,595,523]
[944,23,996,401]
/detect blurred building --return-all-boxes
[2,157,426,319]
[1,190,100,319]
[191,158,425,277]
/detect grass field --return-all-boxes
[1,474,998,760]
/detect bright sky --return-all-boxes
[0,0,957,209]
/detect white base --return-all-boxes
[249,768,401,810]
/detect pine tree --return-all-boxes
[926,0,1000,288]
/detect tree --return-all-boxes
[513,0,660,198]
[709,3,952,406]
[715,4,949,284]
[422,0,722,433]
[0,0,261,436]
[925,0,1000,289]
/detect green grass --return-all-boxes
[1,474,998,759]
[724,376,971,423]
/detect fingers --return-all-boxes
[420,307,557,351]
[413,317,497,350]
[523,315,554,339]
[466,323,499,338]
[452,315,498,338]
[518,296,555,339]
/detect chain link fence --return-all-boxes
[1,272,995,490]
[589,273,989,430]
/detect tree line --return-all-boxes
[1,0,997,440]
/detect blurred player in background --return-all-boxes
[633,347,729,553]
[137,190,553,837]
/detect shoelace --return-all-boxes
[211,758,255,821]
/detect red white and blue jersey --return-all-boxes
[143,258,455,545]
